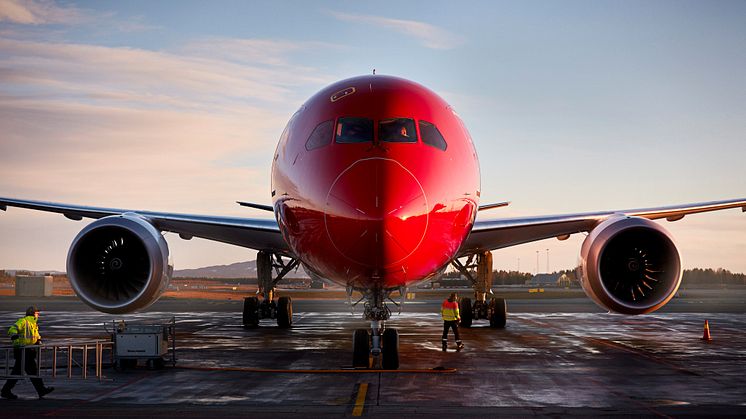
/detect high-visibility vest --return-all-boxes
[441,300,460,321]
[8,315,41,347]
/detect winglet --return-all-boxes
[478,201,511,211]
[237,201,274,212]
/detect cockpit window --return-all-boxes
[305,120,334,150]
[336,117,373,143]
[379,118,416,143]
[419,120,447,151]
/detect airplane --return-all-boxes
[2,74,745,369]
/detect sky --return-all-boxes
[1,0,745,274]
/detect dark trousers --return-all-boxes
[442,320,461,342]
[2,347,45,395]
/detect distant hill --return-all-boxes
[173,260,309,279]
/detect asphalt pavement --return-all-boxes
[0,290,745,417]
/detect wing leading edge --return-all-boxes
[3,196,744,262]
[0,197,289,254]
[460,198,746,256]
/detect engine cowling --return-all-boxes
[578,216,682,315]
[66,214,173,314]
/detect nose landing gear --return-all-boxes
[350,288,399,369]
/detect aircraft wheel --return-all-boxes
[489,297,507,328]
[352,329,370,368]
[460,297,473,328]
[277,296,293,328]
[381,329,400,370]
[243,296,260,328]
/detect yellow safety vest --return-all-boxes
[441,300,460,321]
[8,315,41,347]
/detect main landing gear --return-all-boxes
[243,251,299,328]
[351,287,400,369]
[451,251,507,328]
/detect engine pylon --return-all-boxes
[701,319,712,341]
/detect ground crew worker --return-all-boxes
[441,293,464,352]
[1,306,54,400]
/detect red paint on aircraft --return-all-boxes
[271,75,480,289]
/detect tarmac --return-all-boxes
[1,290,745,417]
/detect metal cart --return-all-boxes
[106,317,176,370]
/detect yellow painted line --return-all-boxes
[352,383,368,416]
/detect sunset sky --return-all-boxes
[1,0,745,274]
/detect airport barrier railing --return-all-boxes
[0,340,113,382]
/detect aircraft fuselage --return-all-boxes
[271,75,481,290]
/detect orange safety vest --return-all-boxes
[441,300,460,321]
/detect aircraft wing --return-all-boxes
[460,198,746,255]
[0,197,290,254]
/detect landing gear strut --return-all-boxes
[243,251,299,328]
[350,287,399,369]
[451,251,507,328]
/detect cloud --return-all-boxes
[112,15,161,33]
[330,11,464,50]
[0,38,332,110]
[0,31,348,269]
[0,91,280,211]
[0,1,157,33]
[0,0,88,24]
[182,38,344,68]
[0,36,341,214]
[0,35,328,269]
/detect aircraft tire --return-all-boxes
[381,329,400,370]
[460,297,473,328]
[489,297,507,328]
[277,296,293,328]
[352,329,370,368]
[243,296,260,328]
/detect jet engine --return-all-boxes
[66,214,173,314]
[578,216,682,315]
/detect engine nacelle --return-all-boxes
[66,214,173,314]
[578,216,682,315]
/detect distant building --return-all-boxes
[526,274,560,287]
[15,275,54,297]
[277,278,310,289]
[418,274,472,289]
[429,275,471,289]
[526,273,577,288]
[310,278,327,289]
[557,273,573,287]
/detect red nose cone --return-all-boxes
[325,158,428,268]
